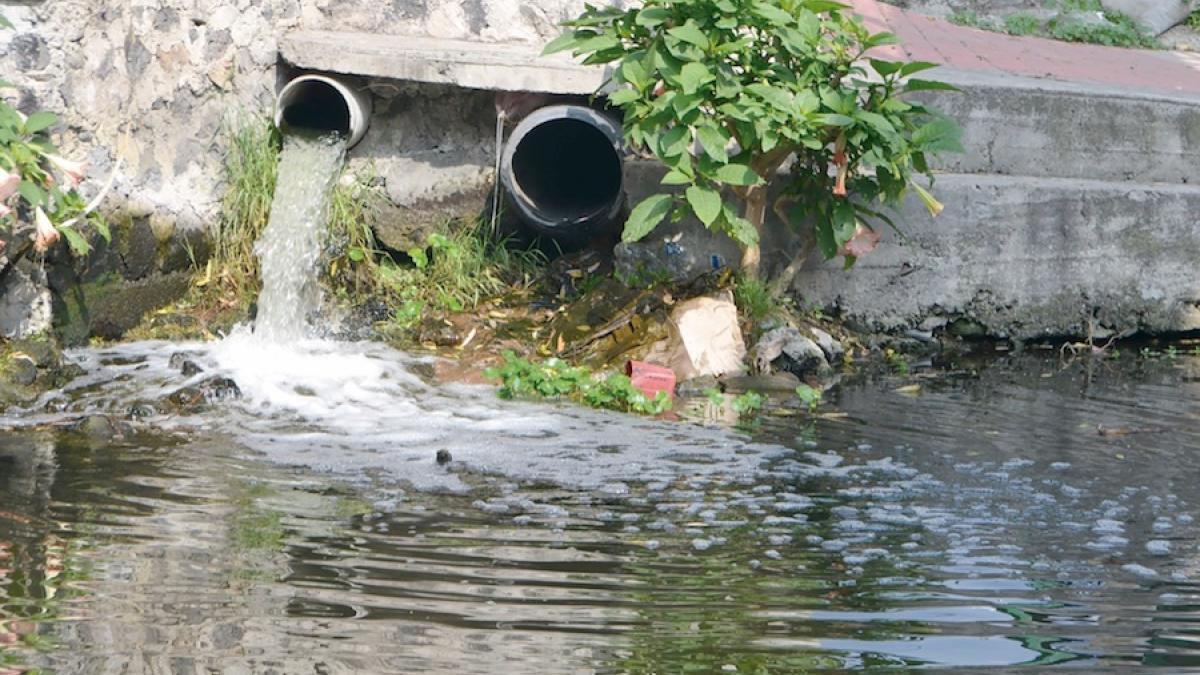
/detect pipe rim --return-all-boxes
[274,74,372,148]
[500,104,625,231]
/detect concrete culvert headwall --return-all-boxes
[274,74,372,148]
[501,105,624,238]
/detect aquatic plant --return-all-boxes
[731,390,766,417]
[486,351,672,415]
[795,383,822,412]
[546,0,962,288]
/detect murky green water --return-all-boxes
[3,350,1200,673]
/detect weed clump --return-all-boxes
[485,351,672,415]
[373,219,545,334]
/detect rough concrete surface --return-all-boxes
[791,174,1200,339]
[924,70,1200,185]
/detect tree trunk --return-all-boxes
[740,187,768,279]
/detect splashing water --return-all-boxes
[249,131,345,343]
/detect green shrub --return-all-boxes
[546,0,962,283]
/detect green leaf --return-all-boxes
[815,219,837,258]
[864,31,900,49]
[23,111,57,134]
[747,83,793,111]
[17,180,44,206]
[542,31,583,55]
[904,78,962,93]
[820,88,852,115]
[607,88,640,105]
[856,110,896,138]
[678,62,712,94]
[0,13,11,29]
[803,0,849,12]
[407,247,428,269]
[816,113,854,127]
[347,247,366,262]
[900,61,941,77]
[624,193,674,242]
[635,6,671,27]
[93,217,111,243]
[661,170,693,185]
[59,225,90,256]
[723,212,758,247]
[574,33,621,54]
[685,184,722,226]
[750,1,794,25]
[658,125,691,157]
[667,21,709,50]
[713,163,762,186]
[912,117,964,153]
[832,201,857,245]
[695,124,729,162]
[869,58,904,76]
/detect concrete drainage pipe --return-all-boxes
[500,105,625,240]
[274,74,372,148]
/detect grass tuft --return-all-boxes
[213,114,281,304]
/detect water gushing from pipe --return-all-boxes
[246,131,345,343]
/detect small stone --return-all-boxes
[436,449,452,465]
[165,376,241,408]
[179,360,203,377]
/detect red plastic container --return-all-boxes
[625,361,676,400]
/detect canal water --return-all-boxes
[2,347,1199,673]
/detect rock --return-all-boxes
[165,376,241,409]
[72,414,131,441]
[436,449,452,465]
[168,351,199,370]
[753,327,831,379]
[5,355,38,386]
[721,372,802,393]
[179,360,203,376]
[664,291,747,381]
[614,237,724,286]
[1100,0,1192,35]
[0,264,54,339]
[53,272,192,345]
[808,327,844,362]
[676,374,720,397]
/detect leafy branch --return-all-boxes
[546,0,963,286]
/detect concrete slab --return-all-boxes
[279,31,610,94]
[925,68,1200,185]
[791,173,1200,339]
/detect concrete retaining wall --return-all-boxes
[792,173,1200,339]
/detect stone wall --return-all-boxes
[0,0,609,230]
[0,0,616,339]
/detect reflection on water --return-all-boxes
[1,352,1200,672]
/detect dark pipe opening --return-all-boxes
[509,118,623,227]
[281,81,351,135]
